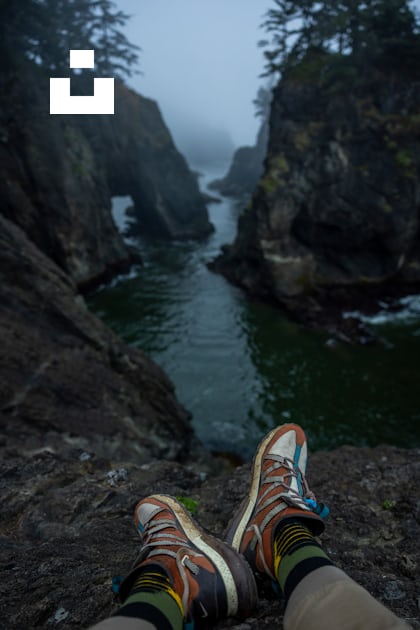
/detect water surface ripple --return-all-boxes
[89,168,420,457]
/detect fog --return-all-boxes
[114,0,420,167]
[114,0,271,165]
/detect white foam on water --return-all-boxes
[94,266,141,293]
[343,294,420,325]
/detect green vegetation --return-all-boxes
[64,125,95,181]
[261,174,278,194]
[382,499,395,510]
[293,129,311,152]
[261,154,290,193]
[272,154,290,174]
[395,149,414,170]
[262,0,420,86]
[176,496,199,516]
[395,149,417,179]
[0,0,140,79]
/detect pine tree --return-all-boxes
[0,0,44,68]
[253,86,272,119]
[91,0,140,78]
[0,0,139,79]
[262,0,420,81]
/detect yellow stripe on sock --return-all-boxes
[276,530,313,557]
[274,525,315,575]
[133,570,184,617]
[164,585,184,617]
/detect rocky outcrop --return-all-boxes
[0,61,212,289]
[210,120,269,198]
[79,81,213,243]
[213,79,420,328]
[1,441,418,628]
[0,213,193,461]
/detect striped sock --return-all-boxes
[115,564,183,630]
[274,521,333,604]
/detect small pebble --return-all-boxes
[48,608,69,624]
[383,580,405,601]
[106,468,128,486]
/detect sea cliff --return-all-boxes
[213,79,420,332]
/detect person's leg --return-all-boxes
[284,565,411,630]
[225,423,412,630]
[91,494,257,629]
[90,562,184,630]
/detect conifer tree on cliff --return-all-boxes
[262,0,420,82]
[91,0,140,77]
[0,0,139,79]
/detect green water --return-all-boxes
[88,170,420,457]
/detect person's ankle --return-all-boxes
[273,520,333,604]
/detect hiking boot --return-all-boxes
[225,424,329,580]
[119,494,257,626]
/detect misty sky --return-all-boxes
[115,0,271,153]
[115,0,420,159]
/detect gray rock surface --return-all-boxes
[0,213,193,462]
[1,443,418,628]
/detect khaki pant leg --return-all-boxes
[89,617,157,630]
[284,566,412,630]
